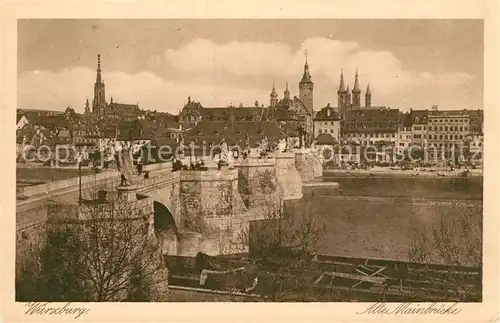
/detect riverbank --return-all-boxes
[324,167,482,178]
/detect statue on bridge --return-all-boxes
[258,136,269,158]
[218,137,229,168]
[115,142,135,186]
[243,133,251,159]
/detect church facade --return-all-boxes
[84,54,144,121]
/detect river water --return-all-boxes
[283,175,482,265]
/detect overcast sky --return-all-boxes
[18,19,483,114]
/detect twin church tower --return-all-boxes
[269,58,373,113]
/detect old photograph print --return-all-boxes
[16,19,483,302]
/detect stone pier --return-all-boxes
[234,157,281,219]
[274,152,303,200]
[178,168,249,256]
[294,148,324,182]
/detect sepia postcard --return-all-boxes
[1,0,499,322]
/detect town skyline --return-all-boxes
[18,19,483,114]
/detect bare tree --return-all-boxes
[20,185,168,302]
[408,202,482,301]
[247,201,326,301]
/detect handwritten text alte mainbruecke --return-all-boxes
[358,302,462,315]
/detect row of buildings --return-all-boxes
[16,54,484,165]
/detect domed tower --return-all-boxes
[299,56,314,113]
[352,69,361,108]
[270,81,278,107]
[284,81,290,100]
[365,83,371,108]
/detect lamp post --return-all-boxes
[77,154,82,205]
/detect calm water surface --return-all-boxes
[285,176,483,264]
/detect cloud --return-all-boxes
[18,38,478,114]
[18,68,266,114]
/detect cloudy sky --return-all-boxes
[18,19,483,114]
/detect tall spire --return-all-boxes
[338,69,346,93]
[84,97,90,114]
[96,53,102,84]
[353,68,360,93]
[365,83,371,108]
[300,52,312,85]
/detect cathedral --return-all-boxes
[84,54,143,121]
[336,69,372,118]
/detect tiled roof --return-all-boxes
[315,133,336,145]
[268,106,293,121]
[17,109,64,117]
[344,108,399,133]
[164,114,180,129]
[199,107,267,121]
[278,121,302,137]
[398,112,413,127]
[28,115,69,128]
[314,104,341,121]
[107,102,142,116]
[183,121,287,148]
[428,109,469,117]
[409,109,429,124]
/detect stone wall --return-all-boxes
[16,200,49,274]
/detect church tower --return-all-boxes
[346,84,351,106]
[92,54,106,116]
[365,84,371,108]
[84,98,90,115]
[284,81,290,100]
[270,81,278,107]
[337,70,349,109]
[352,69,361,108]
[299,56,314,113]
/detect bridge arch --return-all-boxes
[153,201,178,255]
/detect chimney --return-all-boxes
[432,105,439,111]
